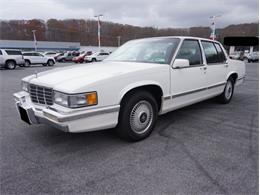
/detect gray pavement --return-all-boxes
[0,62,258,194]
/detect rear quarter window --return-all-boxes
[5,50,22,55]
[214,43,227,63]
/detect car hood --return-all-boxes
[25,61,165,93]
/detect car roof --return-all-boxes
[132,36,222,44]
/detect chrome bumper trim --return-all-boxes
[37,117,69,132]
[43,105,120,123]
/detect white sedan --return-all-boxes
[22,52,55,66]
[14,36,245,141]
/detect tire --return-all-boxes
[24,60,31,67]
[217,77,235,104]
[62,58,66,63]
[47,60,54,66]
[5,60,16,70]
[91,58,97,62]
[116,90,158,141]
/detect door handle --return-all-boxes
[224,64,229,68]
[200,66,207,70]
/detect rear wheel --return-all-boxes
[217,77,235,104]
[6,61,16,70]
[117,91,158,141]
[91,58,97,62]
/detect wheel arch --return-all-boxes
[226,72,238,83]
[119,82,164,111]
[5,59,16,65]
[25,59,31,64]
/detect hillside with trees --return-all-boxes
[0,19,258,46]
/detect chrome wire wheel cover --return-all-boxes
[130,100,154,134]
[225,81,233,100]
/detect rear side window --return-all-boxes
[176,39,202,65]
[5,50,22,55]
[201,41,219,64]
[214,43,226,63]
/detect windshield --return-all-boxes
[105,38,180,64]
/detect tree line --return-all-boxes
[0,19,258,46]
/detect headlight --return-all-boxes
[54,91,97,108]
[21,81,29,92]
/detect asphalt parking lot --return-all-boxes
[0,62,258,194]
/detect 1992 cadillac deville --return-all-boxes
[14,37,246,141]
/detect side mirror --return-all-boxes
[172,59,190,69]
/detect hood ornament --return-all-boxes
[35,71,38,78]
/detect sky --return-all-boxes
[0,0,258,28]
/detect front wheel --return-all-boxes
[116,91,158,141]
[217,77,235,104]
[25,60,30,67]
[47,60,54,66]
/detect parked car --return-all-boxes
[53,53,63,61]
[56,52,79,62]
[72,51,92,63]
[22,52,55,66]
[0,49,25,70]
[43,51,60,58]
[229,51,242,60]
[84,51,109,62]
[247,51,259,63]
[14,36,245,141]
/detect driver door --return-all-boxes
[170,39,207,109]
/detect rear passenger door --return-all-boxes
[170,39,207,109]
[201,41,228,95]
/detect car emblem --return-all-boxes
[35,71,38,78]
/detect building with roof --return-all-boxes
[0,40,80,51]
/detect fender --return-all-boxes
[226,71,238,81]
[118,80,164,103]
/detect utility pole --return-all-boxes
[117,36,121,47]
[209,15,221,40]
[94,14,103,50]
[32,30,37,51]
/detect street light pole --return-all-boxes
[94,14,103,50]
[32,30,37,51]
[209,15,221,40]
[117,36,121,47]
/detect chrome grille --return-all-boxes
[29,84,53,105]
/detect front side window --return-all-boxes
[105,38,180,64]
[23,53,32,56]
[201,41,219,64]
[176,39,202,65]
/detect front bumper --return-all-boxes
[13,91,120,133]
